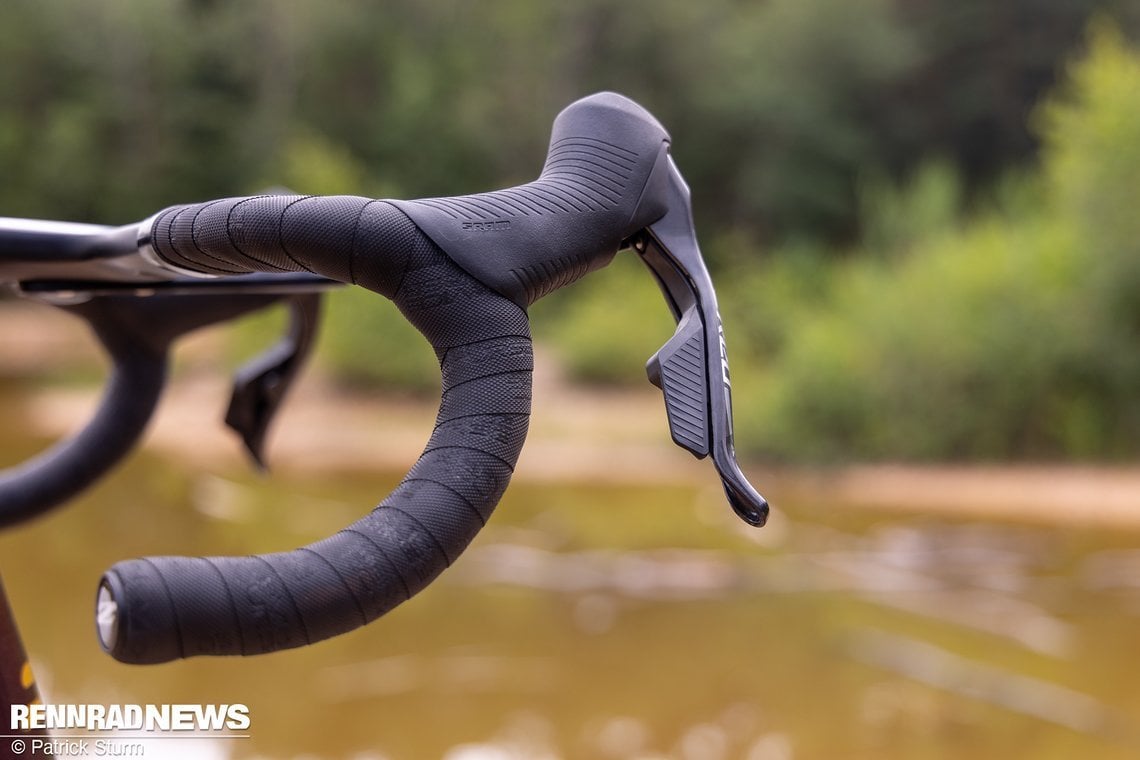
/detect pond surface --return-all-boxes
[1,381,1139,760]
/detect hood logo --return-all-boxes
[462,220,511,232]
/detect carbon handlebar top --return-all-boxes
[95,92,768,664]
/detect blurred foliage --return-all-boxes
[532,252,675,386]
[737,214,1090,461]
[3,0,1133,246]
[1038,18,1140,343]
[730,21,1140,461]
[8,2,1140,458]
[857,162,964,260]
[318,287,439,393]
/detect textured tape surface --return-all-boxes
[106,199,531,663]
[391,92,673,306]
[108,92,680,663]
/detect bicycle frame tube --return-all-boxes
[0,575,52,757]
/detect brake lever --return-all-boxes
[631,155,769,526]
[225,293,321,470]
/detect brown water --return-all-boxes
[1,383,1139,760]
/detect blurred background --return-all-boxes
[3,0,1140,758]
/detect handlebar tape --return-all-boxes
[0,293,282,528]
[101,92,673,663]
[0,348,165,528]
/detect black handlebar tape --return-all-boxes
[0,348,165,528]
[101,92,673,663]
[0,292,282,528]
[102,202,532,663]
[143,92,673,305]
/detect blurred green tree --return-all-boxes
[730,20,1140,461]
[3,0,1128,246]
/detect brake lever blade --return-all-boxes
[225,293,322,470]
[634,155,769,526]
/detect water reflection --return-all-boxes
[317,654,557,701]
[1,376,1139,759]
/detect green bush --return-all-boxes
[1039,19,1140,346]
[735,216,1091,461]
[536,251,676,386]
[857,161,964,259]
[317,287,439,394]
[731,21,1140,462]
